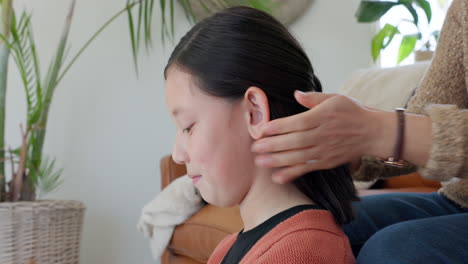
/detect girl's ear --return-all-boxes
[244,87,270,140]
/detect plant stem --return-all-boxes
[0,0,12,39]
[56,0,142,86]
[12,124,29,201]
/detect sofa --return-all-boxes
[159,61,441,264]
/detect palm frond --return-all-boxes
[137,0,144,51]
[178,0,196,24]
[59,0,142,83]
[41,0,75,108]
[34,156,64,198]
[159,0,169,45]
[126,0,139,73]
[0,11,42,128]
[28,0,76,192]
[144,0,153,51]
[27,21,42,124]
[125,0,273,71]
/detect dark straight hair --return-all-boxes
[165,6,359,225]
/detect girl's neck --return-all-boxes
[239,168,314,231]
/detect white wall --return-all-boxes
[6,0,373,263]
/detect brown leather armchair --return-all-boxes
[159,155,440,264]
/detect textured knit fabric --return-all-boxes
[221,204,324,264]
[354,0,468,208]
[208,209,355,264]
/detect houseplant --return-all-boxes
[0,0,272,263]
[355,0,442,64]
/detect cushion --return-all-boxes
[383,172,441,189]
[168,205,243,263]
[338,61,430,111]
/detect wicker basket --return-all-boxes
[0,200,86,264]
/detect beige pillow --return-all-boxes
[338,61,430,111]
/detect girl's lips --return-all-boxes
[189,175,202,184]
[192,176,201,184]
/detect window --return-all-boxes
[379,0,452,67]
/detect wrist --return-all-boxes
[365,109,396,158]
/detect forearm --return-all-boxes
[366,110,432,168]
[353,0,468,182]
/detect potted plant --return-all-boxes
[355,0,441,64]
[0,1,271,263]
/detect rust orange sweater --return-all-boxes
[208,209,355,263]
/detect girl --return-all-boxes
[164,6,357,264]
[248,0,468,263]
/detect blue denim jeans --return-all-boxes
[343,192,468,264]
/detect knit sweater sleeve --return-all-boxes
[354,0,468,182]
[255,230,354,264]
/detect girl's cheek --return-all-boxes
[195,136,215,166]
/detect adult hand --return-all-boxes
[252,90,380,184]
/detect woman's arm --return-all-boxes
[367,111,432,168]
[252,0,468,184]
[252,92,432,183]
[402,0,468,181]
[361,0,468,181]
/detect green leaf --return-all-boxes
[432,30,440,42]
[178,0,273,23]
[28,0,76,186]
[34,156,64,197]
[42,1,74,111]
[58,1,139,85]
[160,0,167,45]
[157,0,173,44]
[403,3,418,25]
[169,0,174,43]
[397,35,418,63]
[437,0,446,8]
[178,0,196,24]
[371,23,400,62]
[196,0,213,16]
[2,11,43,127]
[137,0,144,52]
[415,0,432,23]
[126,1,139,74]
[149,0,155,44]
[355,1,398,23]
[248,0,273,13]
[144,0,156,51]
[13,147,21,157]
[27,27,42,111]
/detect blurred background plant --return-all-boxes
[0,0,272,202]
[356,0,448,64]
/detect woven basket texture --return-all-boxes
[0,200,85,264]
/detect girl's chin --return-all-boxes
[202,195,240,208]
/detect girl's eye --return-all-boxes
[182,124,194,134]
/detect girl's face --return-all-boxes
[165,67,258,207]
